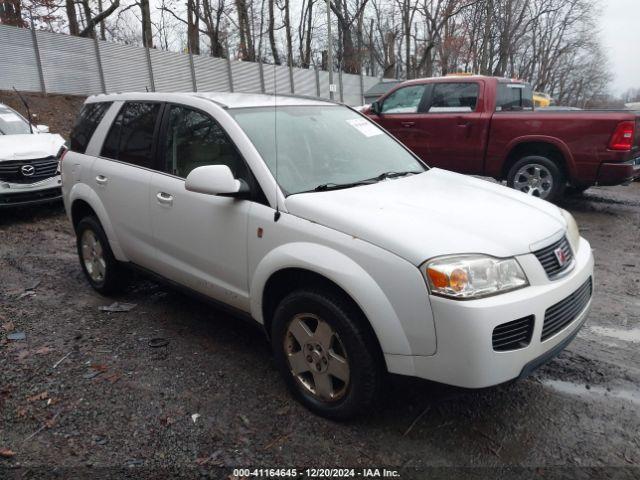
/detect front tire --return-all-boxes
[76,216,126,295]
[271,289,384,420]
[507,155,565,202]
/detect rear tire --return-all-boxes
[271,289,384,420]
[76,216,127,295]
[507,155,565,202]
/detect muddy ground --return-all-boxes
[0,182,639,477]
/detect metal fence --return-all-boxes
[0,24,381,106]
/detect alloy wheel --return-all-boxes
[513,163,554,198]
[284,313,350,402]
[81,229,106,283]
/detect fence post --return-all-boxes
[359,70,365,106]
[225,38,234,92]
[93,36,107,94]
[145,47,155,92]
[258,59,266,93]
[288,61,295,94]
[314,66,320,98]
[338,68,344,103]
[29,26,46,94]
[188,53,197,91]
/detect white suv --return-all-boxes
[62,92,594,419]
[0,103,65,208]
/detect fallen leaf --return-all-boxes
[90,364,109,372]
[27,391,48,403]
[34,346,53,355]
[16,408,28,418]
[0,448,15,458]
[1,321,14,332]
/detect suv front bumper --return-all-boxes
[385,237,594,388]
[0,175,63,208]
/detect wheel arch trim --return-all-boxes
[68,183,128,262]
[250,242,414,356]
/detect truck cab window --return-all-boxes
[162,105,247,180]
[429,83,479,113]
[381,85,427,114]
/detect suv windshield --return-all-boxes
[229,105,426,195]
[0,105,32,135]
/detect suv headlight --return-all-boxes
[560,208,580,252]
[423,255,528,300]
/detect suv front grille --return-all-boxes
[0,157,58,184]
[492,315,534,351]
[533,236,573,278]
[541,277,592,341]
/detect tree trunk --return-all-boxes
[140,0,153,48]
[268,0,280,64]
[65,0,79,35]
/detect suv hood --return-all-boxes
[0,133,65,161]
[285,168,566,265]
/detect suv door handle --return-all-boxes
[401,121,416,127]
[95,175,108,185]
[156,192,174,206]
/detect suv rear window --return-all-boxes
[496,83,533,111]
[101,102,161,167]
[69,102,111,153]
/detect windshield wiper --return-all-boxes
[308,171,422,193]
[312,179,378,192]
[375,170,422,180]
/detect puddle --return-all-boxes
[589,326,640,343]
[542,379,640,406]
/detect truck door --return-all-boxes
[369,84,431,161]
[419,81,489,174]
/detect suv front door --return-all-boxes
[149,104,251,310]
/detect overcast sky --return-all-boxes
[600,0,639,94]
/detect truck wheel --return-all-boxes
[507,156,565,201]
[271,289,384,420]
[76,216,127,295]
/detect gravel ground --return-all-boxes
[1,183,639,477]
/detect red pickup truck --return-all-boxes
[364,75,640,201]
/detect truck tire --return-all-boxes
[271,289,384,420]
[507,155,565,202]
[75,216,127,295]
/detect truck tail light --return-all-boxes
[608,121,635,151]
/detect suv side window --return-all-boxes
[101,102,161,167]
[162,105,248,180]
[428,83,479,113]
[69,102,111,153]
[381,85,427,114]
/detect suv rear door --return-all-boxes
[148,104,251,310]
[92,101,162,267]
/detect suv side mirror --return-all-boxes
[36,124,50,133]
[370,100,382,115]
[185,165,247,197]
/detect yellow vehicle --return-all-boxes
[533,92,552,108]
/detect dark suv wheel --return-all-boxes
[271,289,384,420]
[507,155,565,202]
[75,216,127,295]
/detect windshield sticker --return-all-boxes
[0,113,23,123]
[346,118,383,138]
